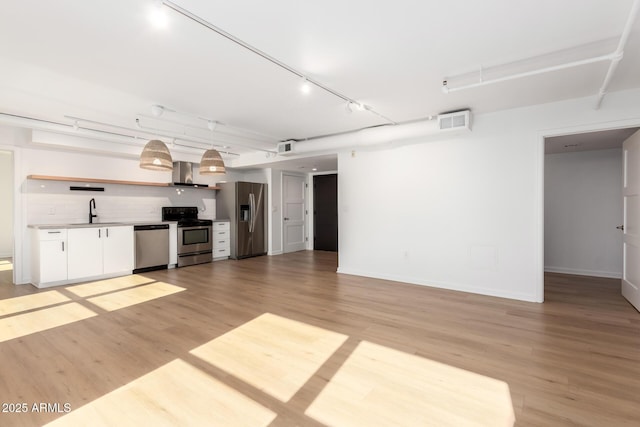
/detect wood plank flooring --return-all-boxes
[0,251,638,426]
[0,258,13,286]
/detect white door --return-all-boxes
[622,129,640,312]
[283,174,307,253]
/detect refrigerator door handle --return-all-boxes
[249,193,255,233]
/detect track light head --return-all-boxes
[346,101,367,113]
[151,104,165,117]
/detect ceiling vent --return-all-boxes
[277,141,296,156]
[437,110,471,131]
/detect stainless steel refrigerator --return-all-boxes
[216,181,267,259]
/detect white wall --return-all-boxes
[0,151,13,258]
[268,169,283,255]
[337,88,640,302]
[545,149,623,278]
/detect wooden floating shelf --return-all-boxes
[27,175,220,190]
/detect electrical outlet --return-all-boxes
[47,207,56,215]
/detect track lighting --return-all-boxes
[159,1,396,124]
[346,102,367,113]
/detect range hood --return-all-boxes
[171,161,209,187]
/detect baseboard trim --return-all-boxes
[544,266,622,279]
[336,267,539,302]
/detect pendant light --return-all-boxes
[199,149,226,175]
[200,120,226,175]
[140,139,173,171]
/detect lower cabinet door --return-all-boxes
[103,226,134,274]
[39,240,68,283]
[67,228,103,280]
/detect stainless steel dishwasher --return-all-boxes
[133,224,170,273]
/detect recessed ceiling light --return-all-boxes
[312,168,318,171]
[149,1,169,29]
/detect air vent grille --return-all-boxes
[438,110,471,131]
[277,141,295,155]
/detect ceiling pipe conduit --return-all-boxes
[442,0,639,110]
[287,118,441,154]
[0,112,243,156]
[442,53,617,93]
[594,0,640,109]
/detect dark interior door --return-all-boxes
[314,174,338,252]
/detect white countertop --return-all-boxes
[29,221,178,229]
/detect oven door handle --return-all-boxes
[249,193,255,233]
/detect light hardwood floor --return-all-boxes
[0,258,12,286]
[0,251,638,426]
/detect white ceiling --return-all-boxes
[1,0,639,170]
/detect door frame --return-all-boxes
[536,117,640,303]
[0,144,21,285]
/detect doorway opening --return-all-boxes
[543,126,639,302]
[313,174,338,252]
[0,150,14,285]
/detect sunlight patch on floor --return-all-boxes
[0,263,12,272]
[44,359,277,427]
[190,312,348,402]
[0,302,97,343]
[66,274,156,298]
[305,340,515,427]
[86,282,185,312]
[0,290,70,316]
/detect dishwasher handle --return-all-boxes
[134,224,170,231]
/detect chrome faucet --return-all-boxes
[89,198,98,224]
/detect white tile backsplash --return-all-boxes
[26,180,216,225]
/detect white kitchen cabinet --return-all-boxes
[103,226,135,274]
[212,221,230,261]
[67,227,103,279]
[31,229,68,287]
[169,223,177,267]
[68,225,134,280]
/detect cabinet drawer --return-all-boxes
[213,221,230,231]
[213,247,230,258]
[212,238,229,249]
[212,229,229,239]
[38,229,67,240]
